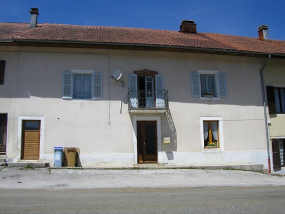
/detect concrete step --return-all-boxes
[4,162,49,168]
[133,164,264,172]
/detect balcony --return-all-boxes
[128,90,169,113]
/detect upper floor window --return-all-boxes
[266,86,285,114]
[200,74,217,97]
[0,60,6,85]
[62,70,102,100]
[191,70,227,99]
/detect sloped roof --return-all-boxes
[0,22,285,55]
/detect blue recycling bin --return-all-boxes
[54,147,63,167]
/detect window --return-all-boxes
[191,70,227,99]
[62,70,102,100]
[200,74,217,97]
[200,117,224,151]
[0,60,6,85]
[73,74,92,99]
[266,86,285,114]
[203,121,219,148]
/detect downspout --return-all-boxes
[260,54,271,173]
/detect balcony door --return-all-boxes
[144,77,154,108]
[137,121,157,163]
[128,72,165,109]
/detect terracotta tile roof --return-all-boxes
[0,22,285,55]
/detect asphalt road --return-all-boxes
[1,186,285,214]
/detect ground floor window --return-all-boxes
[203,121,219,148]
[200,117,224,151]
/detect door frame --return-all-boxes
[132,116,162,164]
[17,116,45,161]
[0,114,7,155]
[137,121,157,163]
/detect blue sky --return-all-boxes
[0,0,284,40]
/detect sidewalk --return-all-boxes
[0,167,284,189]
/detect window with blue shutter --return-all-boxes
[62,71,102,100]
[191,70,227,99]
[93,72,102,99]
[191,72,200,97]
[218,73,227,97]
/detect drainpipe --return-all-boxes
[260,54,271,173]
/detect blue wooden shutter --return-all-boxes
[92,72,102,99]
[191,72,200,97]
[218,73,227,97]
[155,74,165,108]
[129,74,138,108]
[62,72,73,99]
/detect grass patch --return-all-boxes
[19,164,35,170]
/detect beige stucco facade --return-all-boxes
[0,46,269,168]
[264,59,285,138]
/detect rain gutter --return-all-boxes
[259,54,271,173]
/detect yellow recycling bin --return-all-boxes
[66,147,76,167]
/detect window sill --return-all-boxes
[275,114,285,117]
[62,98,102,102]
[199,97,220,101]
[202,148,222,152]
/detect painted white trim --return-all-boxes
[71,70,95,74]
[271,84,285,88]
[199,97,221,101]
[197,70,219,99]
[200,117,224,152]
[132,116,162,164]
[17,116,45,161]
[276,114,285,117]
[271,136,285,139]
[197,70,219,75]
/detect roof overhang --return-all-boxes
[0,39,284,59]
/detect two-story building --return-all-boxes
[1,9,285,171]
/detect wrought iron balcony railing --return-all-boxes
[128,90,169,111]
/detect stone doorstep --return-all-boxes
[3,162,48,168]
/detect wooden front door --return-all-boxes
[0,114,7,155]
[21,120,40,160]
[137,121,157,163]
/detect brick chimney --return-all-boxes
[258,25,269,41]
[30,8,39,28]
[180,20,197,33]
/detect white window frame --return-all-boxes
[198,70,220,101]
[200,117,224,152]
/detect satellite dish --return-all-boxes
[112,69,122,81]
[111,69,124,87]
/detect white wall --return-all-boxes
[0,47,268,168]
